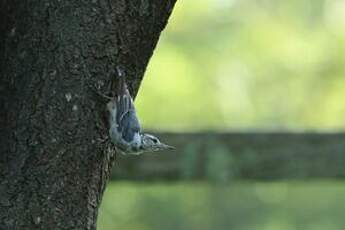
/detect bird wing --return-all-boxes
[112,68,141,143]
[119,109,141,143]
[115,93,141,143]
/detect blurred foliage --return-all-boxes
[98,181,345,230]
[135,0,345,131]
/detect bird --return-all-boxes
[106,66,174,155]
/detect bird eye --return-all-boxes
[152,138,158,143]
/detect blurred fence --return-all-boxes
[111,132,345,181]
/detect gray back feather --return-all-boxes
[115,74,141,143]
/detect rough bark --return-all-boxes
[0,0,176,229]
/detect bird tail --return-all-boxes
[115,66,128,97]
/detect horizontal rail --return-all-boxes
[111,132,345,181]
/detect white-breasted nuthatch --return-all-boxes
[106,67,174,155]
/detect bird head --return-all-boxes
[140,133,175,152]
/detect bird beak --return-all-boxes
[159,143,175,150]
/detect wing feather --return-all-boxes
[115,93,141,143]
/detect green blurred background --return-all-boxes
[98,0,345,229]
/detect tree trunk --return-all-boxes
[0,0,176,229]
